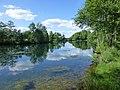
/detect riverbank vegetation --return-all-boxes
[69,30,90,41]
[0,21,65,45]
[75,0,120,90]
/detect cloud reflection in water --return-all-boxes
[9,60,34,72]
[46,42,93,61]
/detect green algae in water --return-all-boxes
[46,66,70,73]
[34,76,79,90]
[15,80,29,90]
[14,80,35,90]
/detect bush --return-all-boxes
[80,47,120,90]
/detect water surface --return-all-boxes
[0,42,93,90]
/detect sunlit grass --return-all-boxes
[80,46,120,90]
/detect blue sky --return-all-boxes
[0,0,86,37]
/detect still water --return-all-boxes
[0,42,93,90]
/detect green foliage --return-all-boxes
[0,21,66,44]
[33,28,44,43]
[69,30,90,41]
[28,22,36,32]
[75,1,120,89]
[0,21,50,44]
[75,0,120,46]
[28,22,49,43]
[87,31,97,48]
[81,47,120,90]
[49,31,65,42]
[49,31,54,42]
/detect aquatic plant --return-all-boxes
[46,66,70,73]
[15,80,35,90]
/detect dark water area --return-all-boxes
[0,42,93,90]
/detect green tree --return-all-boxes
[75,0,120,46]
[36,23,49,42]
[33,28,44,43]
[7,20,15,30]
[69,30,89,41]
[0,21,50,44]
[0,21,6,29]
[49,31,54,42]
[23,31,33,43]
[28,22,36,32]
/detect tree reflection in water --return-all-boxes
[69,41,91,50]
[0,42,65,67]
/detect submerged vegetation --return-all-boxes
[12,75,80,90]
[46,66,70,73]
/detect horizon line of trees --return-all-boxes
[69,30,90,41]
[0,21,66,45]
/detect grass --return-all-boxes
[79,45,120,90]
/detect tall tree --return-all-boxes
[75,0,120,46]
[7,20,15,30]
[28,22,36,32]
[0,21,6,29]
[36,23,49,42]
[49,31,54,42]
[36,23,43,29]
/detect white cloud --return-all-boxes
[5,9,37,21]
[42,18,85,38]
[4,5,37,21]
[42,18,79,29]
[0,12,4,16]
[3,5,20,9]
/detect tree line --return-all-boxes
[0,21,65,45]
[69,30,90,41]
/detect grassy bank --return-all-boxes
[80,45,120,90]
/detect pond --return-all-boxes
[0,42,93,90]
